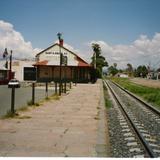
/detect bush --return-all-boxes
[27,100,33,106]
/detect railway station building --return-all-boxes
[33,42,92,83]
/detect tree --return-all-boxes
[91,43,108,78]
[157,68,160,72]
[113,63,117,68]
[135,65,148,78]
[126,63,133,77]
[108,65,119,76]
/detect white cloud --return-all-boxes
[1,20,160,69]
[54,40,89,62]
[54,40,80,54]
[88,33,160,69]
[0,20,42,60]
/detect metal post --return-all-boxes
[55,82,57,94]
[62,82,64,93]
[64,66,67,93]
[59,50,62,95]
[75,68,77,86]
[32,82,35,105]
[64,82,66,93]
[11,87,15,114]
[46,82,48,98]
[9,50,12,80]
[57,33,62,96]
[70,81,72,89]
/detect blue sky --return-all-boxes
[1,0,160,68]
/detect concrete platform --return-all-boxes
[0,80,109,157]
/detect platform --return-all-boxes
[0,80,109,157]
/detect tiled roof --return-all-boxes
[33,59,91,67]
[78,61,91,67]
[77,57,91,67]
[33,60,48,66]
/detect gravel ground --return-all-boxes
[108,81,160,157]
[104,82,146,157]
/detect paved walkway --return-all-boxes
[0,80,108,157]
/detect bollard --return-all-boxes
[59,82,61,96]
[61,83,63,93]
[32,82,35,105]
[55,82,57,94]
[11,87,15,114]
[9,80,20,114]
[70,81,72,89]
[64,82,66,93]
[46,82,48,98]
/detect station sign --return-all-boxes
[45,52,67,55]
[24,67,36,81]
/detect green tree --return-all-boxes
[113,63,117,68]
[126,63,133,77]
[91,43,108,78]
[108,65,119,76]
[135,65,148,78]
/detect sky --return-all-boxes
[1,0,160,69]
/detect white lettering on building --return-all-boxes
[45,52,67,55]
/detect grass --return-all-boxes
[16,115,32,119]
[27,100,33,106]
[2,110,32,119]
[94,116,100,120]
[103,86,112,108]
[18,106,28,111]
[49,94,60,100]
[35,102,40,106]
[110,77,160,108]
[26,100,40,108]
[2,110,18,119]
[2,93,60,119]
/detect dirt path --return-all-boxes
[131,78,160,88]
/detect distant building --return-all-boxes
[12,60,35,81]
[33,43,92,83]
[0,59,35,83]
[0,61,10,84]
[115,73,129,78]
[147,71,160,80]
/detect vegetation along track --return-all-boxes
[103,79,160,157]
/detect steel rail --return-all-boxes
[111,80,160,116]
[103,79,155,158]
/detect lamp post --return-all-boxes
[57,33,62,95]
[9,50,12,80]
[3,48,12,81]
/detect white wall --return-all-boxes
[12,60,35,81]
[38,44,78,66]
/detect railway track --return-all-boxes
[103,79,160,158]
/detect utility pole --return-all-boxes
[9,50,12,80]
[57,33,63,96]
